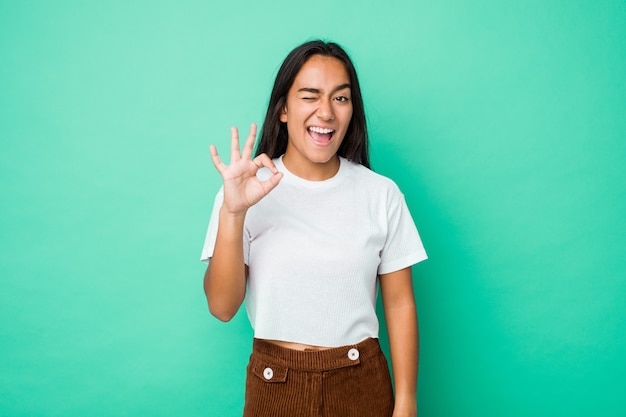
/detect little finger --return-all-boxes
[209,145,227,173]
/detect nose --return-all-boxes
[317,98,335,121]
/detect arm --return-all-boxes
[380,266,419,417]
[203,209,248,321]
[203,124,282,321]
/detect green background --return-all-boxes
[1,1,624,416]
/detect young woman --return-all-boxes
[201,40,427,417]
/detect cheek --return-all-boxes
[342,108,354,128]
[286,122,300,140]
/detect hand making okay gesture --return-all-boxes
[210,123,283,215]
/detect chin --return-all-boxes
[307,150,340,164]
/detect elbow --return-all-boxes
[203,265,244,322]
[207,301,237,322]
[204,284,240,322]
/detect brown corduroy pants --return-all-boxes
[243,338,394,417]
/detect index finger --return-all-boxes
[253,153,279,174]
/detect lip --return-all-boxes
[307,126,335,147]
[307,125,336,132]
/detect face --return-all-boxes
[280,55,353,180]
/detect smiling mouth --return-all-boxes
[308,126,335,145]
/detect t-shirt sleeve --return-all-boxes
[377,187,428,275]
[200,187,224,264]
[199,187,251,265]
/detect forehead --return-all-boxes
[291,55,350,89]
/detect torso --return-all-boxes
[263,339,334,351]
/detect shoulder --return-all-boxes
[343,158,403,196]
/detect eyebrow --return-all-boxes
[297,83,351,94]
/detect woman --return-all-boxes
[201,40,427,417]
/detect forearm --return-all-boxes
[204,207,248,321]
[380,267,419,417]
[386,302,419,415]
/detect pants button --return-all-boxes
[347,348,360,361]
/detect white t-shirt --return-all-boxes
[201,156,427,347]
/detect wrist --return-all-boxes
[218,207,247,235]
[393,395,417,417]
[394,385,417,400]
[394,391,417,408]
[219,205,247,220]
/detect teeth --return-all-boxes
[308,126,334,134]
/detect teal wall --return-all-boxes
[1,1,624,416]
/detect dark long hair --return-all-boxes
[255,40,370,168]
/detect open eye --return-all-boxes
[335,96,350,102]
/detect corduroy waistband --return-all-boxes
[250,338,382,372]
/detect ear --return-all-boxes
[279,106,287,123]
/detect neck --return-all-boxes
[282,153,340,181]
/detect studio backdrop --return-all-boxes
[1,1,624,416]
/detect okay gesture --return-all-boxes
[210,123,283,215]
